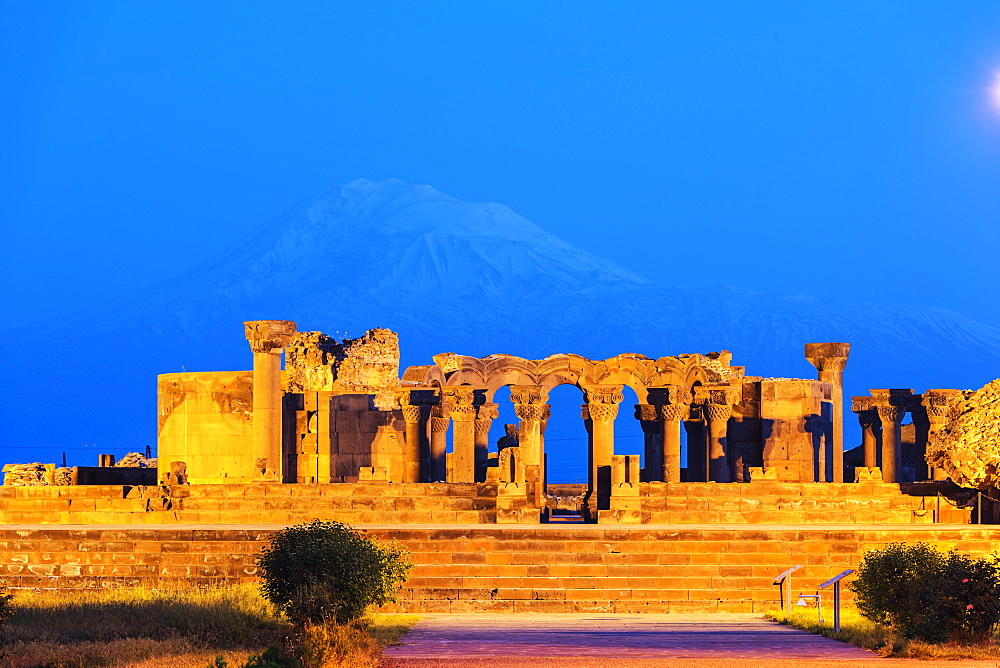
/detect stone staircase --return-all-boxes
[0,481,972,525]
[638,481,972,525]
[2,524,995,612]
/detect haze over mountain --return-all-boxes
[4,179,1000,476]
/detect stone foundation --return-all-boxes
[0,482,972,525]
[0,524,994,613]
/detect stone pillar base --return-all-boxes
[854,467,883,482]
[746,466,778,481]
[598,509,642,524]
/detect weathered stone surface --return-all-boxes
[114,453,157,468]
[926,380,1000,489]
[286,328,400,394]
[2,463,55,486]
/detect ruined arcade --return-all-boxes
[0,319,993,613]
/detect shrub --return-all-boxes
[0,584,12,635]
[848,542,1000,644]
[296,620,380,668]
[257,519,411,625]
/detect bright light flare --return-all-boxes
[990,70,1000,113]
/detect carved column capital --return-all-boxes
[510,385,549,406]
[477,402,500,421]
[430,416,451,433]
[693,383,739,408]
[851,397,875,414]
[645,385,691,407]
[923,389,961,421]
[584,385,623,422]
[876,405,906,424]
[451,404,477,422]
[588,403,620,422]
[660,404,687,422]
[871,389,913,424]
[401,405,425,424]
[474,418,493,435]
[804,342,851,373]
[244,320,297,353]
[431,399,451,419]
[635,404,658,422]
[704,403,732,422]
[584,385,625,406]
[514,403,550,421]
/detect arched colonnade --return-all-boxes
[399,351,745,513]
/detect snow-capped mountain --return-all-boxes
[4,178,1000,469]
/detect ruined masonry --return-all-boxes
[1,319,991,613]
[147,320,972,525]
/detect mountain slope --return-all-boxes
[3,178,1000,468]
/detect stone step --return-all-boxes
[2,524,997,613]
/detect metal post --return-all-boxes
[773,565,803,616]
[833,581,841,632]
[819,570,854,632]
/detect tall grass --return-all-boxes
[767,607,1000,660]
[0,586,418,668]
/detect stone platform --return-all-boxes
[0,481,972,525]
[1,523,995,613]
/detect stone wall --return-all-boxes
[0,525,995,613]
[157,371,254,484]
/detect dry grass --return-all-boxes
[767,607,1000,660]
[0,586,419,668]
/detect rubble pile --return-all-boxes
[113,452,157,468]
[54,467,73,485]
[1,463,53,486]
[926,379,1000,489]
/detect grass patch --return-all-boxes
[766,607,1000,660]
[0,586,419,668]
[365,614,420,647]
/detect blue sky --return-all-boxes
[4,1,1000,326]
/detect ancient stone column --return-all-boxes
[510,385,550,507]
[429,397,451,482]
[400,405,422,482]
[924,389,962,482]
[584,385,624,515]
[684,409,707,482]
[661,404,687,484]
[805,343,851,483]
[646,385,690,484]
[474,402,498,483]
[635,403,662,481]
[447,387,478,483]
[851,400,881,470]
[244,320,297,481]
[872,389,913,484]
[704,402,733,483]
[539,403,552,488]
[875,403,905,484]
[909,398,931,481]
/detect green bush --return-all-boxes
[848,542,1000,644]
[257,520,411,625]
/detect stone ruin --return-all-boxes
[2,452,157,487]
[926,379,1000,490]
[130,319,984,524]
